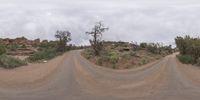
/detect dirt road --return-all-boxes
[0,50,200,100]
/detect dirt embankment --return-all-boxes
[0,53,66,88]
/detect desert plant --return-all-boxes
[55,30,72,52]
[86,21,109,56]
[0,55,27,69]
[129,51,136,56]
[28,48,61,62]
[177,55,195,64]
[140,42,147,48]
[21,44,27,48]
[83,48,94,59]
[39,41,58,50]
[142,59,147,65]
[147,43,158,54]
[121,52,133,59]
[175,36,190,55]
[6,44,19,51]
[175,35,200,65]
[0,45,6,55]
[108,51,119,64]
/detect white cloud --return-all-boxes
[0,0,200,45]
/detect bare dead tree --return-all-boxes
[86,22,109,56]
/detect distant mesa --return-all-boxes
[0,37,49,56]
[0,36,48,46]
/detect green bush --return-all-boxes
[129,51,136,56]
[175,35,200,65]
[147,43,158,54]
[142,59,147,65]
[39,41,58,49]
[7,44,19,51]
[121,52,132,59]
[0,45,6,55]
[108,51,119,64]
[0,55,27,69]
[177,55,195,64]
[83,48,94,59]
[28,48,61,62]
[21,44,27,48]
[140,43,147,48]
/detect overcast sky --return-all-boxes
[0,0,200,45]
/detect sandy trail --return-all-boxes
[0,50,200,100]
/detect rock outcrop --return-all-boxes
[0,37,41,46]
[0,37,44,56]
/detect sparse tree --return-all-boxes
[175,36,188,55]
[86,22,109,56]
[175,35,200,64]
[55,30,71,52]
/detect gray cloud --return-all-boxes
[0,0,200,46]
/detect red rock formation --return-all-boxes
[0,37,41,46]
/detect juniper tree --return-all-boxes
[55,30,71,52]
[86,22,109,56]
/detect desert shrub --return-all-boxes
[39,41,58,49]
[83,48,94,59]
[108,51,119,64]
[129,51,136,56]
[28,48,61,62]
[142,59,146,65]
[140,43,172,55]
[6,44,19,51]
[177,55,195,64]
[100,53,110,60]
[147,43,159,54]
[0,55,27,69]
[121,52,131,59]
[162,45,173,54]
[175,36,190,55]
[21,44,27,48]
[0,45,6,55]
[140,43,147,48]
[175,35,200,65]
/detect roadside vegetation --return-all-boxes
[27,30,72,62]
[0,54,27,69]
[0,44,27,69]
[27,47,61,62]
[82,41,173,69]
[0,30,74,69]
[82,22,173,69]
[175,35,200,66]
